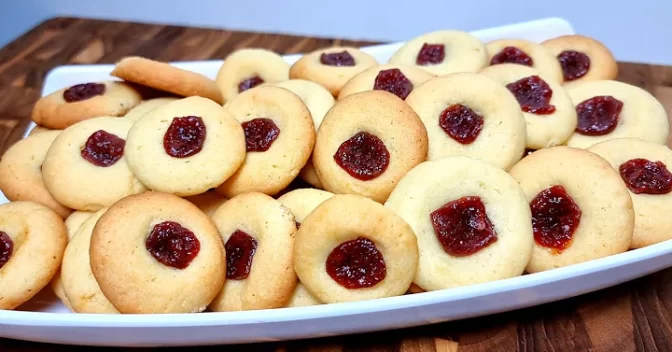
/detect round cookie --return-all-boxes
[508,146,634,273]
[405,73,526,170]
[294,194,418,303]
[42,117,147,211]
[216,86,315,197]
[289,47,378,96]
[388,30,488,76]
[0,201,67,310]
[542,34,618,83]
[588,138,672,248]
[564,80,669,149]
[338,64,434,100]
[61,208,119,314]
[31,81,142,130]
[313,90,428,203]
[90,191,226,314]
[184,191,228,217]
[125,96,246,196]
[209,192,297,311]
[28,125,53,136]
[216,48,290,103]
[277,188,334,226]
[111,56,224,104]
[486,39,564,83]
[480,64,577,149]
[0,131,72,218]
[286,283,322,307]
[385,156,533,290]
[124,97,179,122]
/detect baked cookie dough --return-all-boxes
[338,64,434,100]
[28,125,53,136]
[216,48,290,103]
[285,282,323,307]
[90,191,226,314]
[124,97,179,122]
[385,156,533,291]
[542,34,618,83]
[509,146,634,273]
[184,191,228,217]
[405,73,526,170]
[486,39,563,83]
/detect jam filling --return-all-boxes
[146,221,201,269]
[224,230,258,280]
[238,76,265,93]
[63,83,106,103]
[438,104,484,144]
[163,116,207,158]
[575,96,623,136]
[0,231,13,269]
[530,185,581,252]
[373,68,413,100]
[242,118,280,152]
[490,46,534,66]
[619,158,672,195]
[558,50,590,81]
[430,196,497,256]
[505,75,556,115]
[416,43,445,65]
[333,131,390,181]
[326,237,386,289]
[81,130,126,167]
[320,51,355,66]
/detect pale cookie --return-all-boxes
[216,48,290,103]
[125,96,246,196]
[209,192,297,311]
[385,156,532,291]
[0,201,67,310]
[111,56,224,104]
[388,30,488,76]
[564,80,669,149]
[217,86,315,197]
[124,97,179,122]
[42,117,146,211]
[338,64,434,100]
[542,34,618,83]
[184,191,228,217]
[286,283,322,307]
[486,39,564,83]
[509,147,634,273]
[31,81,142,130]
[90,192,226,314]
[294,194,418,303]
[289,47,378,96]
[61,208,119,314]
[589,138,672,249]
[0,131,72,218]
[480,64,577,149]
[313,90,428,203]
[405,73,525,170]
[28,125,53,136]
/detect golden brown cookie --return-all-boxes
[486,39,563,83]
[542,35,618,83]
[216,48,290,103]
[338,64,434,101]
[124,97,179,122]
[183,190,228,217]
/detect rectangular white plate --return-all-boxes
[4,17,670,348]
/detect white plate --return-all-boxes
[5,17,668,348]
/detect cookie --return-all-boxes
[28,125,53,136]
[388,30,488,76]
[184,190,228,217]
[61,208,119,314]
[111,56,224,104]
[216,48,290,103]
[42,117,147,211]
[313,90,428,203]
[277,188,334,227]
[216,86,315,197]
[588,138,672,248]
[385,156,533,290]
[486,39,564,83]
[286,283,322,307]
[31,81,142,130]
[508,146,634,273]
[90,191,226,314]
[564,80,669,149]
[0,131,72,218]
[405,73,526,170]
[209,192,297,311]
[124,97,179,122]
[289,47,378,96]
[480,64,577,149]
[338,64,434,100]
[125,96,246,196]
[294,194,418,303]
[0,201,67,310]
[542,35,618,83]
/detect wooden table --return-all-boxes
[1,17,672,352]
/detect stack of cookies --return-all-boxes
[0,30,669,315]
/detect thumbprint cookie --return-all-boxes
[184,190,228,217]
[542,35,618,83]
[338,64,433,101]
[216,48,290,103]
[124,97,179,122]
[486,39,563,83]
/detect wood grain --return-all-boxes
[1,17,672,352]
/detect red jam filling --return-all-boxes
[530,185,581,252]
[333,131,390,181]
[146,221,200,269]
[506,75,556,115]
[63,83,106,103]
[326,237,386,289]
[238,76,264,93]
[575,96,623,136]
[490,46,534,66]
[373,68,413,100]
[163,116,207,158]
[416,43,445,65]
[320,51,355,66]
[558,50,591,81]
[0,231,13,269]
[242,118,280,152]
[224,230,258,280]
[80,130,126,167]
[430,196,497,256]
[438,104,484,144]
[619,158,672,195]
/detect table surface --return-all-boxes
[1,17,672,352]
